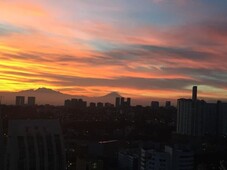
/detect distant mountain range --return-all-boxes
[0,87,122,105]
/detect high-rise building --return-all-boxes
[116,97,131,108]
[140,147,170,170]
[151,101,159,111]
[204,103,218,135]
[192,86,197,101]
[115,97,120,108]
[120,97,125,106]
[177,98,208,136]
[64,98,87,108]
[64,99,71,107]
[165,145,194,170]
[217,101,227,135]
[177,86,218,136]
[5,119,66,170]
[126,98,131,107]
[177,86,203,136]
[16,96,25,106]
[165,101,171,108]
[27,96,36,106]
[89,102,96,108]
[105,102,113,108]
[97,102,104,108]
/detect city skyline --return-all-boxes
[1,0,227,100]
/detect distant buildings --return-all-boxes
[16,96,25,106]
[89,102,96,108]
[65,98,87,108]
[15,96,36,106]
[89,102,114,108]
[151,101,159,111]
[27,96,36,106]
[116,97,120,108]
[120,97,125,106]
[126,98,131,107]
[165,101,171,108]
[104,102,114,108]
[5,119,66,170]
[115,97,131,108]
[97,102,104,108]
[140,144,193,170]
[177,86,227,136]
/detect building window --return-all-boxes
[36,134,45,170]
[27,135,36,170]
[46,134,54,170]
[17,136,26,170]
[54,134,63,170]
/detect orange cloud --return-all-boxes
[0,0,227,102]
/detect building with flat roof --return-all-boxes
[16,96,25,106]
[118,149,139,170]
[165,101,171,108]
[140,147,170,170]
[115,97,120,108]
[27,96,36,106]
[177,86,227,136]
[165,145,194,170]
[5,119,66,170]
[151,101,159,111]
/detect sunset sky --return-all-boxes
[1,0,227,100]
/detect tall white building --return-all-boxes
[140,148,170,170]
[165,145,194,170]
[177,98,208,136]
[5,119,66,170]
[217,101,227,135]
[140,145,194,170]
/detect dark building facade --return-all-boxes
[16,96,25,106]
[27,96,36,106]
[5,119,66,170]
[177,86,227,136]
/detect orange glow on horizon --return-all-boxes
[0,0,227,101]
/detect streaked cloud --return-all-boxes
[0,0,227,101]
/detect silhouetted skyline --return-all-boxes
[1,0,227,100]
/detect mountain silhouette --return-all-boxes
[102,92,121,98]
[20,87,62,94]
[0,88,122,105]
